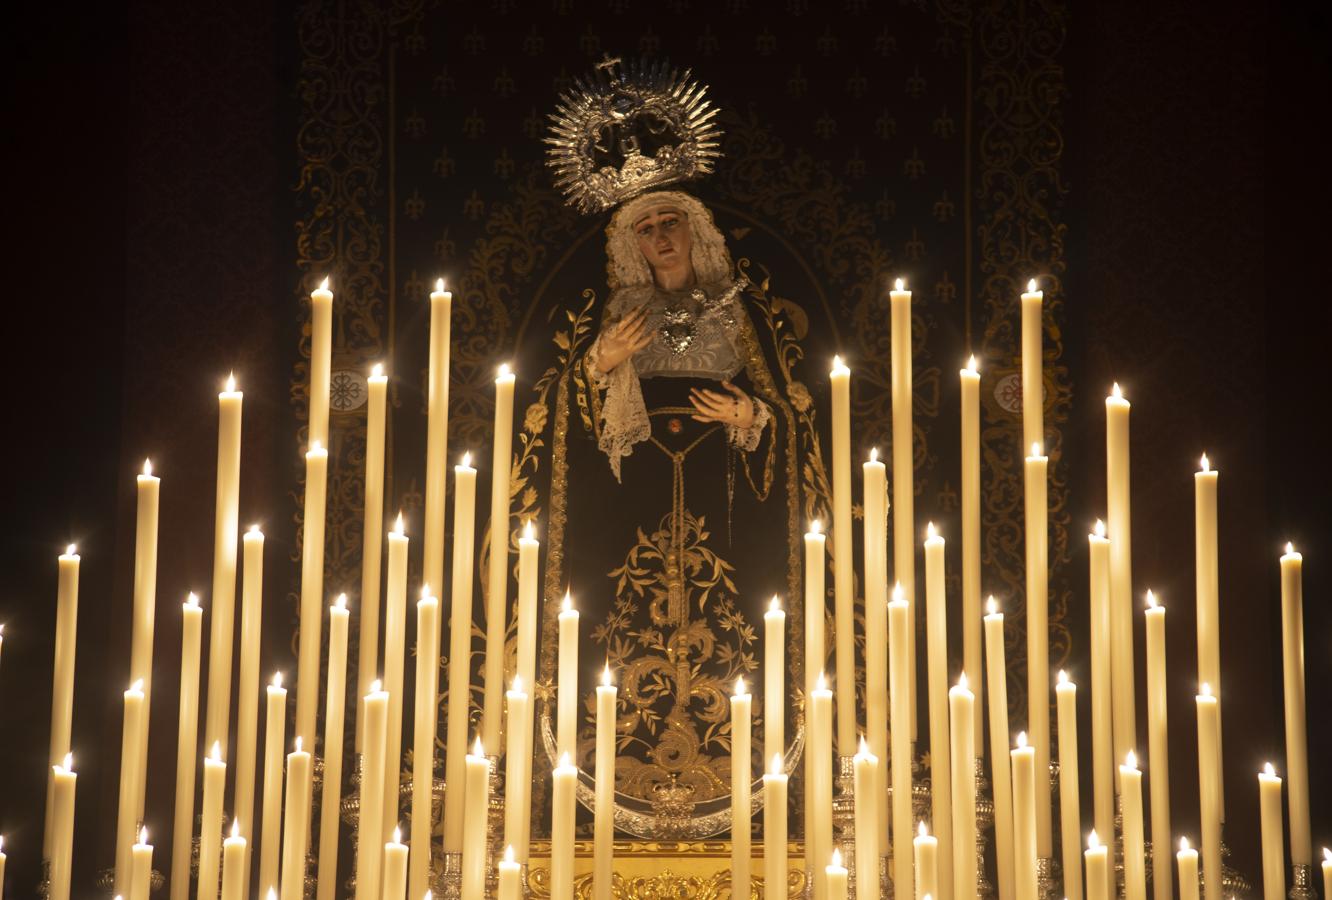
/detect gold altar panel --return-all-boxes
[525,841,809,899]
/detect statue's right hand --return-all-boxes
[595,304,653,373]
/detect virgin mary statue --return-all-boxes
[519,60,828,838]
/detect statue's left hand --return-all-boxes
[689,381,755,428]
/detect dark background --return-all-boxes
[2,0,1328,896]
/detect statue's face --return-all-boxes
[633,205,693,281]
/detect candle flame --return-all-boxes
[809,519,822,535]
[498,362,512,379]
[504,845,515,864]
[1112,382,1123,399]
[559,752,572,768]
[371,362,384,378]
[869,446,879,463]
[966,354,978,373]
[958,671,969,691]
[523,519,534,540]
[143,458,153,476]
[0,624,4,636]
[771,753,784,775]
[926,521,937,540]
[1125,750,1137,769]
[66,543,77,556]
[335,593,347,610]
[230,819,239,840]
[1285,542,1295,555]
[461,451,472,468]
[0,835,4,852]
[370,679,382,693]
[892,582,905,604]
[295,736,303,752]
[472,737,485,757]
[816,671,828,692]
[1094,519,1106,538]
[436,278,445,293]
[769,595,782,612]
[1180,836,1191,852]
[393,825,402,843]
[187,591,199,609]
[141,826,150,844]
[1200,682,1213,698]
[1027,278,1038,293]
[319,277,329,291]
[511,674,524,693]
[1200,453,1210,473]
[210,741,222,761]
[309,439,322,454]
[735,675,747,696]
[1264,762,1276,777]
[831,847,843,868]
[894,277,905,292]
[130,679,143,693]
[268,889,278,900]
[1016,731,1028,749]
[1088,830,1101,850]
[62,752,73,770]
[1031,441,1043,457]
[832,354,844,370]
[1324,848,1331,862]
[858,735,870,756]
[602,664,613,687]
[272,671,283,688]
[986,595,998,616]
[562,590,573,612]
[225,372,236,392]
[918,821,929,838]
[249,523,261,534]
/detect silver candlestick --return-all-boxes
[834,755,857,897]
[975,757,995,899]
[1288,863,1315,900]
[1036,856,1058,900]
[433,850,463,899]
[485,754,504,897]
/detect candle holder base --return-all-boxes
[834,755,857,896]
[37,859,51,900]
[882,853,894,900]
[486,754,504,896]
[432,850,463,899]
[975,758,995,899]
[1288,863,1315,900]
[1220,838,1253,898]
[1036,856,1058,900]
[94,866,166,896]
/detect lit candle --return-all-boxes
[482,363,517,750]
[915,821,940,900]
[356,363,388,751]
[1023,442,1052,858]
[423,278,452,602]
[950,673,977,900]
[1321,848,1331,899]
[595,666,616,900]
[308,277,333,447]
[516,521,540,709]
[1084,832,1109,900]
[409,588,439,900]
[45,546,79,859]
[764,753,789,900]
[444,453,479,855]
[983,598,1015,900]
[1011,732,1037,900]
[889,587,915,900]
[1120,751,1146,900]
[130,459,159,824]
[355,685,388,900]
[200,741,228,900]
[830,355,856,754]
[503,676,533,864]
[924,523,954,900]
[235,524,266,881]
[864,449,890,858]
[0,835,5,899]
[258,673,286,895]
[1143,592,1172,900]
[557,591,580,761]
[382,514,409,846]
[889,278,917,738]
[1194,455,1222,813]
[551,753,578,900]
[461,739,491,896]
[960,358,983,758]
[853,737,879,900]
[809,674,834,900]
[1105,384,1136,769]
[171,595,203,900]
[1259,763,1285,900]
[131,827,153,900]
[1055,672,1082,900]
[295,439,328,747]
[1177,837,1200,900]
[113,680,145,899]
[732,676,753,893]
[1088,521,1114,880]
[1196,685,1221,900]
[315,596,350,900]
[1279,543,1311,865]
[498,846,522,900]
[206,373,243,754]
[803,521,827,890]
[49,754,76,900]
[381,826,408,900]
[1020,278,1044,453]
[765,596,786,764]
[221,822,245,900]
[826,847,849,900]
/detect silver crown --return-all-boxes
[545,55,723,214]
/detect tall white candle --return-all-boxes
[221,822,245,900]
[594,666,617,900]
[1023,444,1052,858]
[516,521,540,708]
[423,279,452,605]
[235,525,265,882]
[853,737,879,900]
[1088,521,1114,879]
[1085,832,1108,900]
[1020,279,1044,454]
[45,547,79,858]
[482,363,517,750]
[114,681,145,899]
[315,596,350,900]
[502,677,533,865]
[444,454,478,854]
[307,277,333,448]
[924,523,954,900]
[889,587,914,900]
[1194,456,1223,814]
[950,674,977,900]
[171,595,204,900]
[130,460,159,823]
[557,591,580,762]
[1177,837,1200,900]
[1120,752,1146,900]
[889,279,917,738]
[409,588,440,900]
[1279,544,1311,864]
[1259,763,1285,900]
[132,827,154,900]
[199,741,227,900]
[49,755,76,900]
[732,677,753,894]
[206,375,244,756]
[258,673,286,896]
[830,355,856,754]
[461,739,491,897]
[983,599,1015,900]
[864,449,890,858]
[551,753,578,900]
[764,596,786,765]
[382,514,409,844]
[804,521,827,712]
[1011,732,1037,900]
[809,674,834,900]
[1105,384,1136,768]
[1196,685,1222,900]
[356,363,388,752]
[959,359,983,757]
[355,686,388,900]
[1143,592,1172,900]
[295,440,328,747]
[764,754,789,900]
[1055,672,1082,900]
[915,821,940,900]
